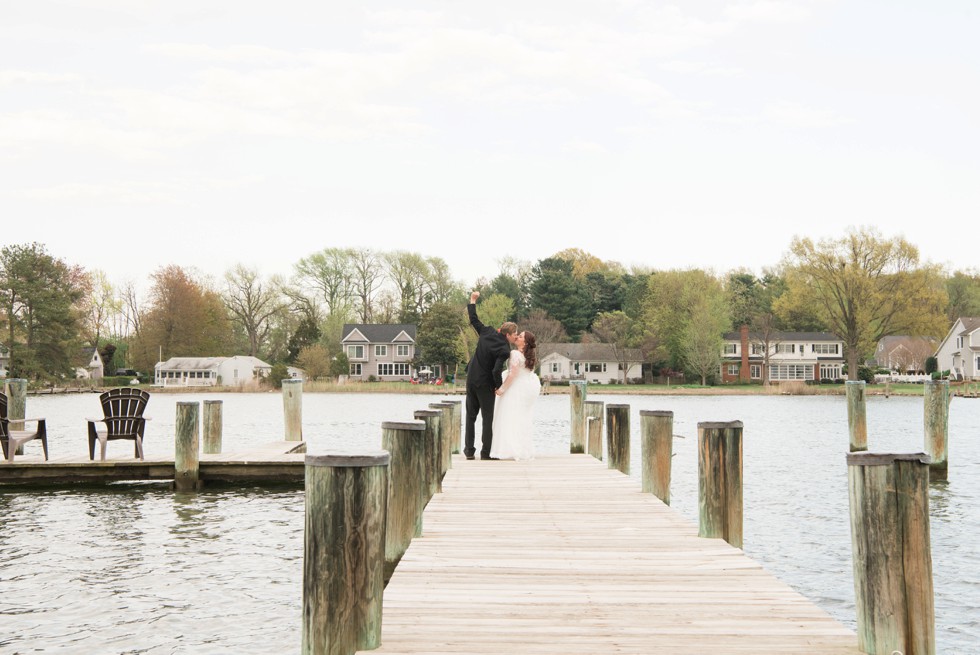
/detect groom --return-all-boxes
[464,291,518,460]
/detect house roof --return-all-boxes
[539,342,643,362]
[957,317,980,336]
[723,331,840,341]
[155,356,272,370]
[876,335,938,351]
[342,324,417,343]
[73,346,102,367]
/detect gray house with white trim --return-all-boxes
[341,324,418,381]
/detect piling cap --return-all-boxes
[381,421,425,431]
[640,410,673,417]
[306,449,390,468]
[697,421,743,429]
[846,452,931,466]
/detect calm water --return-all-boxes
[1,391,978,653]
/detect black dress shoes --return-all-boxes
[465,455,475,460]
[480,455,498,460]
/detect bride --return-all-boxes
[490,330,541,460]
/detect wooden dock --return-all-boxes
[364,454,860,654]
[0,441,306,484]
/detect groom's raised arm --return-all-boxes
[468,291,487,334]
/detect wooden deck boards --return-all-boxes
[364,454,859,655]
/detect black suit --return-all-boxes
[464,303,511,458]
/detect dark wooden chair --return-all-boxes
[0,391,49,463]
[87,388,151,461]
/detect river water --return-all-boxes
[1,391,977,654]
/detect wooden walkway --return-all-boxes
[0,441,306,484]
[365,454,859,654]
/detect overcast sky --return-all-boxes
[2,1,977,290]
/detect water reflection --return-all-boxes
[2,392,978,652]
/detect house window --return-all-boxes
[956,336,963,348]
[349,363,362,376]
[812,343,839,354]
[375,345,388,357]
[775,344,796,354]
[550,362,561,373]
[723,344,737,355]
[820,364,841,380]
[769,363,815,380]
[347,345,365,359]
[396,345,410,357]
[727,364,739,376]
[751,343,765,355]
[378,363,410,376]
[750,365,762,379]
[586,363,606,373]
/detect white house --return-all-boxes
[721,326,846,383]
[341,324,419,381]
[155,356,273,387]
[74,347,105,380]
[538,343,643,384]
[934,317,980,381]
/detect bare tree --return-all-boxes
[522,308,568,344]
[349,248,385,322]
[294,247,354,316]
[590,311,638,384]
[80,269,118,347]
[224,265,285,357]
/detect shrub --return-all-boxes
[925,357,938,374]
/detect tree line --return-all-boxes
[2,227,977,385]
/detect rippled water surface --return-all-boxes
[1,391,978,653]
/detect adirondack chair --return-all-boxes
[87,388,151,461]
[0,392,49,462]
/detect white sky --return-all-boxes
[2,1,978,289]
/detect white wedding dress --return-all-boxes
[490,350,541,460]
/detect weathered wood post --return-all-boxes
[4,378,27,453]
[697,421,743,549]
[923,380,949,481]
[605,404,630,475]
[302,450,388,655]
[446,399,462,455]
[382,421,426,580]
[847,452,935,655]
[174,401,202,491]
[283,378,303,441]
[429,402,453,477]
[413,409,442,504]
[846,380,868,452]
[584,400,603,459]
[202,399,223,455]
[569,380,587,454]
[640,410,673,505]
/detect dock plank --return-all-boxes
[362,454,859,654]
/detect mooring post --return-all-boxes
[5,378,27,453]
[923,380,949,481]
[569,380,587,454]
[282,378,303,441]
[446,399,462,455]
[302,450,389,655]
[584,400,603,459]
[846,380,868,452]
[413,409,442,505]
[640,410,673,505]
[202,399,223,455]
[381,421,426,580]
[847,452,935,655]
[697,420,743,549]
[429,402,453,477]
[605,404,630,475]
[174,401,201,491]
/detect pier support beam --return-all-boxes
[847,452,935,655]
[569,381,587,454]
[640,410,673,505]
[697,421,743,549]
[846,380,867,452]
[923,380,949,481]
[174,402,201,491]
[606,404,630,475]
[303,450,389,655]
[283,379,303,441]
[382,421,426,581]
[413,409,442,504]
[584,401,603,460]
[429,403,453,477]
[203,400,223,455]
[4,378,27,455]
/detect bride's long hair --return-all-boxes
[521,331,537,371]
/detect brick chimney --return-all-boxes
[740,324,750,382]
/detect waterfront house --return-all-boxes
[934,317,980,381]
[74,347,105,380]
[154,356,272,387]
[538,342,643,384]
[0,345,8,378]
[720,326,845,383]
[870,336,938,374]
[341,324,419,381]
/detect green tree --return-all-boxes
[683,295,730,385]
[296,343,332,381]
[529,257,594,340]
[417,301,467,381]
[944,269,980,324]
[330,351,350,377]
[0,242,87,381]
[286,315,322,363]
[589,311,639,383]
[642,269,725,372]
[777,227,948,377]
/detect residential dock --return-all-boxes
[362,453,860,654]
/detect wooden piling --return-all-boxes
[429,403,453,478]
[847,452,935,655]
[584,400,603,459]
[445,400,462,455]
[282,378,303,441]
[5,378,27,453]
[640,410,673,506]
[202,400,223,455]
[174,401,201,491]
[697,421,743,549]
[302,450,389,655]
[923,380,949,481]
[846,380,867,452]
[413,409,442,502]
[605,404,630,475]
[382,421,426,581]
[569,380,587,454]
